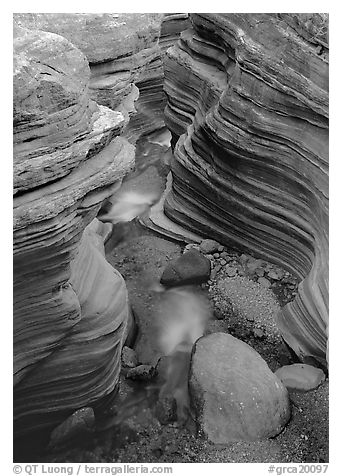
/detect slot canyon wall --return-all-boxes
[13,13,189,439]
[14,13,190,144]
[163,13,328,367]
[13,12,328,442]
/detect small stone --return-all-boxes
[246,258,264,273]
[217,245,224,252]
[210,265,221,280]
[220,258,227,266]
[220,251,229,259]
[205,254,214,260]
[255,268,265,277]
[199,239,221,254]
[155,397,177,424]
[275,364,326,391]
[253,328,265,339]
[121,346,138,368]
[268,269,284,280]
[239,254,249,264]
[226,266,237,277]
[258,277,272,288]
[126,364,157,381]
[213,253,220,259]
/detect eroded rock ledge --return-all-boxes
[163,14,328,366]
[13,25,135,436]
[14,13,189,144]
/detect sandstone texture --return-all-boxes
[14,13,189,144]
[163,14,329,367]
[13,26,134,437]
[189,333,291,443]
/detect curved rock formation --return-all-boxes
[163,14,328,366]
[13,25,135,436]
[14,13,191,145]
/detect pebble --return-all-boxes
[121,346,138,368]
[220,251,229,259]
[240,254,249,264]
[218,245,225,252]
[199,239,221,254]
[257,277,272,288]
[210,265,221,280]
[253,328,265,339]
[220,259,227,266]
[213,253,220,259]
[226,266,237,277]
[268,269,284,280]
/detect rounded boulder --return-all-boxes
[189,332,290,443]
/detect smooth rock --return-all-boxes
[190,333,290,443]
[160,250,211,287]
[275,364,326,391]
[199,239,221,254]
[258,277,272,288]
[48,407,95,449]
[268,269,285,280]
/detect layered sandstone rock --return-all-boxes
[163,14,328,366]
[14,13,191,144]
[14,14,162,143]
[13,25,135,436]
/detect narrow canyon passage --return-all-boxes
[13,13,328,464]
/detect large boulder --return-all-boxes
[189,333,290,443]
[160,250,211,287]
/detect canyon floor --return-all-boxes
[34,132,329,464]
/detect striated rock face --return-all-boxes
[14,13,189,144]
[190,333,290,443]
[14,13,192,144]
[163,14,328,367]
[13,26,135,436]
